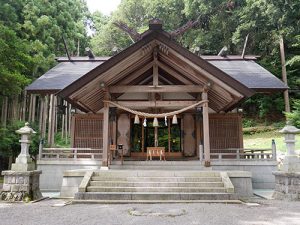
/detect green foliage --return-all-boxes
[243,126,276,135]
[90,0,299,118]
[0,24,32,96]
[53,132,71,148]
[0,121,40,161]
[286,100,300,128]
[242,118,257,128]
[0,0,90,98]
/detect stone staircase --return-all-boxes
[109,161,207,170]
[74,170,238,203]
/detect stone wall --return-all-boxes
[211,160,278,189]
[273,171,300,200]
[37,160,100,191]
[0,170,42,201]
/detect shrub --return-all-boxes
[286,100,300,128]
[242,119,257,128]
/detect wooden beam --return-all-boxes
[153,47,159,86]
[102,92,110,167]
[157,61,194,84]
[202,91,210,167]
[109,85,204,93]
[119,61,154,85]
[114,100,198,108]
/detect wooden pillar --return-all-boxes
[196,94,202,158]
[153,47,158,86]
[42,95,48,140]
[39,96,44,131]
[141,124,145,153]
[68,104,71,137]
[28,94,33,122]
[168,118,171,152]
[31,94,36,122]
[202,91,210,166]
[65,101,69,144]
[102,92,110,167]
[47,94,55,147]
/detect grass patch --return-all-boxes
[244,130,300,152]
[0,176,3,184]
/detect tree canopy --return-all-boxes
[0,0,90,96]
[90,0,299,118]
[0,0,299,118]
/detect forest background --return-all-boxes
[0,0,299,162]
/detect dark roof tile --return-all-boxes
[208,60,287,91]
[26,61,103,93]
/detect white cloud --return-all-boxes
[85,0,121,15]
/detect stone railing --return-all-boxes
[210,148,275,160]
[199,142,277,161]
[40,148,103,160]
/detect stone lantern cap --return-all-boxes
[16,122,36,135]
[279,125,300,134]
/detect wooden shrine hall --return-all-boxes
[26,19,287,168]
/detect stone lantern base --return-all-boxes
[0,170,42,201]
[272,171,300,200]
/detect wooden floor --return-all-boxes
[122,156,199,161]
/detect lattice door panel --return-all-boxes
[206,113,243,150]
[72,114,103,149]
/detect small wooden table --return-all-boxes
[146,147,166,161]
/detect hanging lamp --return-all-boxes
[172,115,178,124]
[134,115,140,124]
[153,117,159,127]
[143,118,147,127]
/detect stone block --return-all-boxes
[19,185,30,192]
[60,187,79,198]
[11,163,35,172]
[2,184,11,192]
[17,177,24,184]
[11,184,20,192]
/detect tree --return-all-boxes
[0,24,32,96]
[287,100,300,128]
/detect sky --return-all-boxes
[86,0,121,14]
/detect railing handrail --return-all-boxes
[200,142,277,161]
[40,147,103,160]
[43,147,102,150]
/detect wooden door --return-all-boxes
[117,113,131,156]
[183,114,196,156]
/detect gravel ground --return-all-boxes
[0,199,299,225]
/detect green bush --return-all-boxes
[243,126,276,135]
[0,121,39,161]
[53,132,70,148]
[242,119,257,128]
[286,100,300,128]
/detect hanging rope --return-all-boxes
[103,100,208,118]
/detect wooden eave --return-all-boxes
[58,30,253,113]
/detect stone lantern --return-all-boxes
[1,122,42,201]
[11,122,36,171]
[273,123,300,200]
[279,124,300,172]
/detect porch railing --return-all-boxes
[199,140,277,161]
[40,148,103,160]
